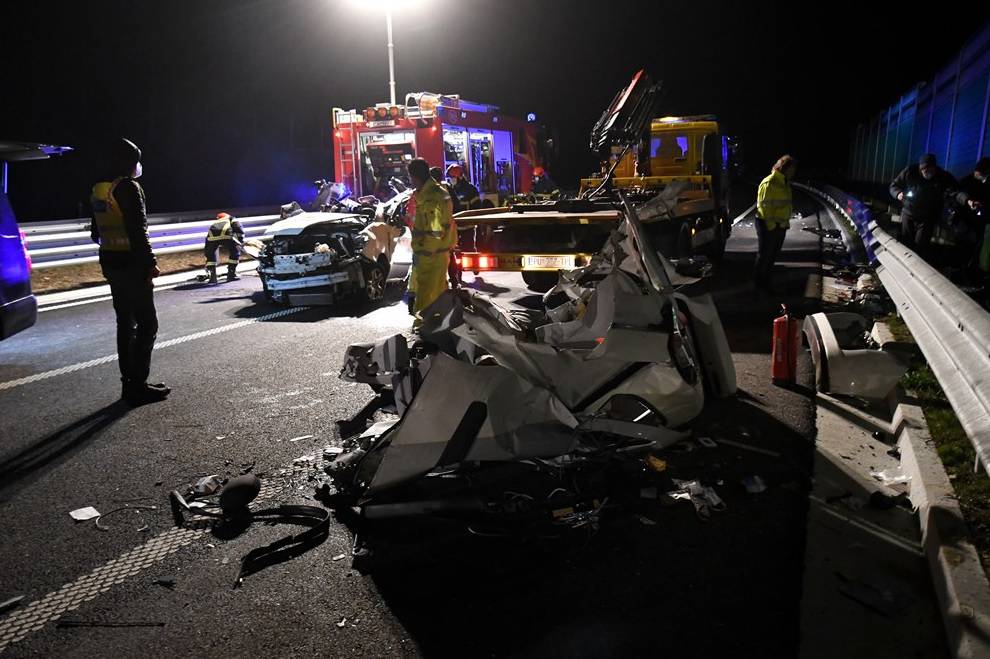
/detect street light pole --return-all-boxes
[385,9,396,105]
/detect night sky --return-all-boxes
[3,0,988,220]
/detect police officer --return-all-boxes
[409,158,454,327]
[445,164,481,210]
[889,153,973,258]
[90,138,169,405]
[204,212,244,283]
[754,155,797,293]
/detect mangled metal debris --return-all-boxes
[326,198,737,543]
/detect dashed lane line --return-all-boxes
[0,307,307,392]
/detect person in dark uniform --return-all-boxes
[204,212,244,283]
[431,166,462,288]
[90,138,169,405]
[445,164,481,210]
[958,158,989,275]
[531,166,558,195]
[889,153,974,259]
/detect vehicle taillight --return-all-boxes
[477,255,497,269]
[20,230,31,272]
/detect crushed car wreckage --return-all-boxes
[258,180,413,306]
[327,191,736,537]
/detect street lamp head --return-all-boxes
[346,0,421,12]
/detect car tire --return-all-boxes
[522,271,558,293]
[361,262,387,304]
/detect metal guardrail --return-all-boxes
[799,182,990,472]
[22,206,280,269]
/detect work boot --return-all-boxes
[207,266,218,284]
[122,381,171,406]
[226,264,240,282]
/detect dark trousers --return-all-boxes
[103,266,159,385]
[900,214,936,257]
[754,218,787,287]
[204,239,241,266]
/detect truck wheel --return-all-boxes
[522,271,558,293]
[361,263,387,303]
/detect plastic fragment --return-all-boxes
[69,507,101,522]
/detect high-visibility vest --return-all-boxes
[412,179,455,256]
[207,218,240,241]
[757,170,793,230]
[90,178,132,252]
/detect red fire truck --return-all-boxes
[332,92,545,203]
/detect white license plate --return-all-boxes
[522,255,574,269]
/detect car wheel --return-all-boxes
[522,271,558,293]
[362,263,387,303]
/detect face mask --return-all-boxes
[132,162,143,179]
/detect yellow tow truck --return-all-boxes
[579,115,735,262]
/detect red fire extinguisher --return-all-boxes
[772,304,800,385]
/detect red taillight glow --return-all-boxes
[460,254,496,269]
[461,255,474,268]
[478,255,496,269]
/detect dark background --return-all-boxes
[2,0,988,220]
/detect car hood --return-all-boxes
[265,212,365,237]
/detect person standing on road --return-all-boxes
[531,166,559,196]
[89,138,169,405]
[203,212,244,284]
[889,153,973,259]
[958,158,989,275]
[754,155,797,293]
[432,166,462,289]
[409,158,454,328]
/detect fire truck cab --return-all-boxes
[332,93,544,205]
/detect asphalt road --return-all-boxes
[0,191,827,658]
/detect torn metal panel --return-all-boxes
[368,352,578,493]
[803,312,909,399]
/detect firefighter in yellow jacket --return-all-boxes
[754,155,797,293]
[407,158,454,327]
[204,212,244,283]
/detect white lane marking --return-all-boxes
[39,295,115,312]
[0,307,306,391]
[732,202,757,226]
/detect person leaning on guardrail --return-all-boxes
[89,138,170,406]
[889,153,975,260]
[754,155,797,294]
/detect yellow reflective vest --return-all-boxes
[757,170,793,230]
[207,218,242,242]
[411,178,455,256]
[90,178,132,252]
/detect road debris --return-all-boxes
[742,475,768,494]
[636,515,657,526]
[95,506,158,531]
[716,438,781,458]
[696,436,718,449]
[670,480,726,521]
[0,596,25,615]
[153,576,176,589]
[871,469,910,486]
[289,435,315,443]
[193,475,222,496]
[69,506,100,521]
[323,446,345,461]
[332,553,347,561]
[644,455,668,472]
[293,455,316,465]
[336,618,347,628]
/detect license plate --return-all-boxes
[522,255,574,269]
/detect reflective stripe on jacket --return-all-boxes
[90,178,131,252]
[412,178,455,255]
[207,218,243,242]
[757,170,792,230]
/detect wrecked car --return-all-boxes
[259,185,413,306]
[328,192,736,535]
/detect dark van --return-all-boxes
[0,141,72,340]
